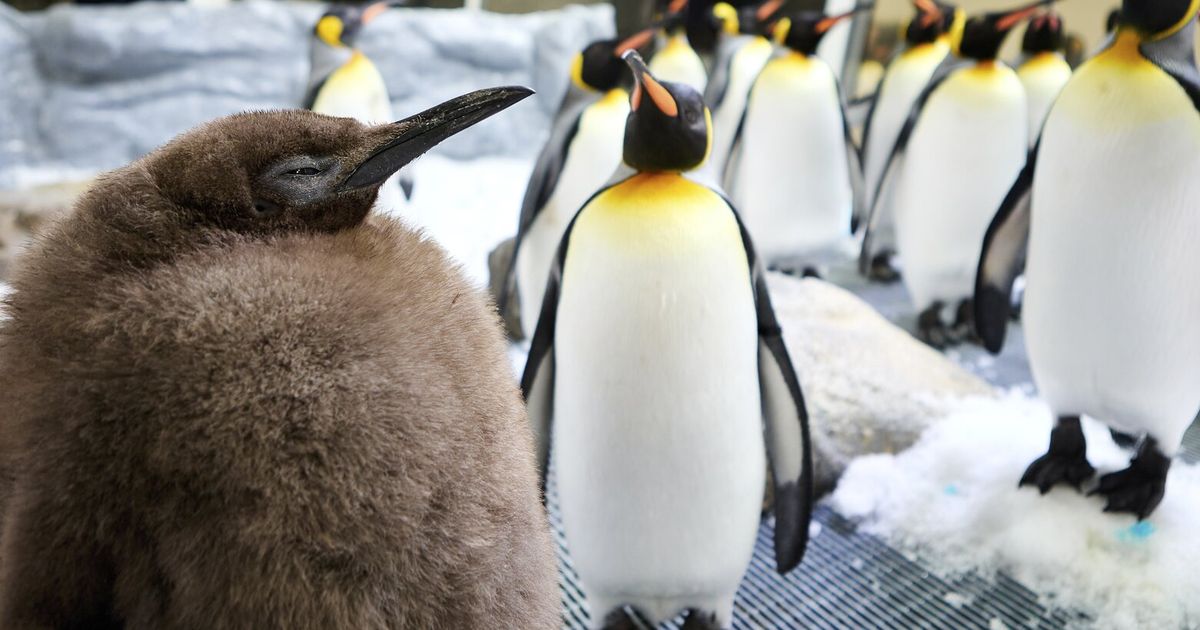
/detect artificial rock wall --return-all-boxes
[0,1,612,189]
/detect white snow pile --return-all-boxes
[831,394,1200,629]
[401,155,530,287]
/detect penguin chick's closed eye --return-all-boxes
[0,105,559,629]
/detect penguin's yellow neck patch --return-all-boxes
[574,173,745,258]
[1057,29,1198,130]
[598,88,628,108]
[569,53,593,92]
[1097,30,1147,69]
[317,16,346,48]
[901,40,949,65]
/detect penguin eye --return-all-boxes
[286,167,322,176]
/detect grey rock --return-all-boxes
[0,2,612,189]
[767,273,995,494]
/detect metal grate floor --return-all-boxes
[550,486,1079,629]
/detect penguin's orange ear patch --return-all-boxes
[631,82,643,111]
[643,75,678,117]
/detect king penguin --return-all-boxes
[500,31,655,340]
[723,7,869,273]
[861,0,1052,348]
[521,51,813,630]
[695,0,784,186]
[975,0,1200,519]
[650,0,711,93]
[306,2,413,214]
[1016,10,1072,146]
[0,88,564,628]
[858,0,964,282]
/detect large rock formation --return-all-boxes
[0,2,612,189]
[767,273,995,493]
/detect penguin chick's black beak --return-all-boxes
[994,0,1057,32]
[339,86,534,192]
[624,50,678,117]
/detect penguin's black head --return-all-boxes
[142,87,532,237]
[1022,11,1064,54]
[772,5,871,56]
[314,1,392,49]
[906,0,948,46]
[572,30,656,93]
[621,51,710,173]
[713,0,784,37]
[1121,0,1199,39]
[959,0,1055,61]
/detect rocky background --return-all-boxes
[0,1,611,274]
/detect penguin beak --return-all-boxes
[756,0,786,22]
[614,27,656,57]
[816,3,874,33]
[995,0,1055,32]
[913,0,943,27]
[339,86,535,192]
[361,1,389,25]
[623,50,678,117]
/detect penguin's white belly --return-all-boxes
[553,175,764,623]
[732,54,851,260]
[894,65,1026,309]
[516,95,628,338]
[1024,51,1200,449]
[706,37,773,181]
[862,43,949,220]
[1018,53,1072,146]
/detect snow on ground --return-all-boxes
[399,154,531,288]
[831,393,1200,629]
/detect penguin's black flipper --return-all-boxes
[837,86,867,234]
[500,86,593,319]
[724,203,813,575]
[974,141,1038,354]
[859,57,965,273]
[520,186,600,497]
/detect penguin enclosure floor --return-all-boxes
[5,155,1200,629]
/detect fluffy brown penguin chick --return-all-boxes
[0,88,562,629]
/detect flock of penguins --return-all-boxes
[0,0,1198,628]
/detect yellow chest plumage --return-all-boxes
[1055,31,1199,131]
[568,173,746,261]
[311,51,391,121]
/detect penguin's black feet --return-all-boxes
[917,301,952,350]
[951,298,981,345]
[801,266,822,280]
[1090,437,1171,520]
[680,609,723,630]
[1020,416,1096,493]
[867,252,901,283]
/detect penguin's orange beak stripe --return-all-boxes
[615,28,656,57]
[633,75,678,117]
[668,0,688,14]
[362,1,388,24]
[997,6,1040,31]
[757,0,785,21]
[817,12,854,33]
[913,0,942,26]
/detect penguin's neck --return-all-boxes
[1099,30,1147,68]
